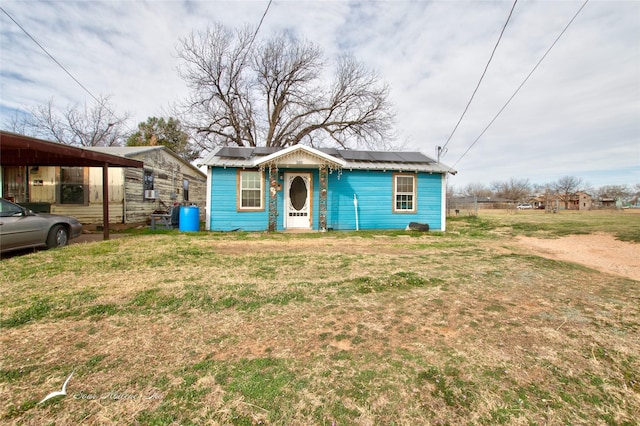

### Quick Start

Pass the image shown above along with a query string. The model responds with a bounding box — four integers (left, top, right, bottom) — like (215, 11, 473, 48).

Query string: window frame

(392, 173, 417, 213)
(183, 179, 189, 201)
(59, 166, 87, 205)
(143, 169, 154, 192)
(236, 169, 265, 212)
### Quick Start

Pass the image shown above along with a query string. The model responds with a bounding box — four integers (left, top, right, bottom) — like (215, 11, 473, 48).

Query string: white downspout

(353, 193, 359, 231)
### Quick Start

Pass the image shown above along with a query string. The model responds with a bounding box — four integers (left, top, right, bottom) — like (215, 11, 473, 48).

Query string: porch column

(102, 162, 110, 240)
(268, 166, 278, 232)
(319, 165, 328, 231)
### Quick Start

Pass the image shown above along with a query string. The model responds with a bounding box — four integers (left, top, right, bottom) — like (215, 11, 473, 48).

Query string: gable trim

(253, 145, 346, 169)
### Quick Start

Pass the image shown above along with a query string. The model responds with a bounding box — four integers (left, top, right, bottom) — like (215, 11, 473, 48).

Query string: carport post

(102, 163, 109, 240)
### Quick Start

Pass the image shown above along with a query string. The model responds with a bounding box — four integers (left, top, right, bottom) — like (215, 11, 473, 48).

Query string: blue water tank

(179, 206, 200, 232)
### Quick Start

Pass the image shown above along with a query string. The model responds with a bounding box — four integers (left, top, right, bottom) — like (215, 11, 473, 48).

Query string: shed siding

(123, 150, 207, 224)
(51, 203, 124, 223)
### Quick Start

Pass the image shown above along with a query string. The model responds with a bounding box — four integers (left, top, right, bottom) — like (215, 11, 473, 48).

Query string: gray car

(0, 198, 82, 254)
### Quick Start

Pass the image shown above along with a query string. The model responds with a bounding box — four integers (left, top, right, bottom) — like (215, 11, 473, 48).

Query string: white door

(285, 172, 312, 229)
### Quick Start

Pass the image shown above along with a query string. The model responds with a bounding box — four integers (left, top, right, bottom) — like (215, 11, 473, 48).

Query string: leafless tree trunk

(177, 23, 396, 152)
(553, 176, 584, 210)
(21, 95, 129, 146)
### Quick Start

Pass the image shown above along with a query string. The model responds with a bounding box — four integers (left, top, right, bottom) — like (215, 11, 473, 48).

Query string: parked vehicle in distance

(516, 203, 533, 210)
(0, 198, 82, 254)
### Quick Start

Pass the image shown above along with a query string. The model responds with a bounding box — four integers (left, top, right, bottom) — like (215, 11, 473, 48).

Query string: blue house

(200, 145, 455, 232)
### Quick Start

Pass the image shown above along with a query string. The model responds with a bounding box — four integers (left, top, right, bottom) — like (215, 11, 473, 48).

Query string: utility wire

(239, 0, 273, 68)
(440, 0, 518, 156)
(1, 5, 102, 105)
(251, 0, 273, 47)
(448, 0, 590, 172)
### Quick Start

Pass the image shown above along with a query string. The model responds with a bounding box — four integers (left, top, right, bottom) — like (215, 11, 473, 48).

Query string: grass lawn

(1, 210, 639, 425)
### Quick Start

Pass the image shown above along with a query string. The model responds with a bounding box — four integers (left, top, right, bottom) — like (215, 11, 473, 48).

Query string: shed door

(285, 173, 312, 229)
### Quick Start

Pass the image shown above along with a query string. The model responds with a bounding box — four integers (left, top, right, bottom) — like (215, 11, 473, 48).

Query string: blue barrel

(179, 206, 200, 232)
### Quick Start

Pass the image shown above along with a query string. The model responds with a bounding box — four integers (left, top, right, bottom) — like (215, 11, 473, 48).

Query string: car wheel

(47, 225, 69, 249)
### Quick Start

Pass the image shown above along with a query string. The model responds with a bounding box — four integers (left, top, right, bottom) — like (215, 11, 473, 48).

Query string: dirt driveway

(514, 233, 639, 281)
(71, 233, 128, 245)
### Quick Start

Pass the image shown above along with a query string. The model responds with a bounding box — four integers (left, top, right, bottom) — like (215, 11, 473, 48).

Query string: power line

(1, 6, 102, 105)
(239, 0, 273, 68)
(440, 0, 518, 159)
(448, 0, 590, 172)
(251, 0, 273, 47)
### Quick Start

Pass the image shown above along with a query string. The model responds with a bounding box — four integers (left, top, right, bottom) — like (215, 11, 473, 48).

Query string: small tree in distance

(127, 117, 199, 162)
(461, 182, 492, 199)
(553, 176, 585, 210)
(595, 185, 631, 207)
(491, 178, 531, 202)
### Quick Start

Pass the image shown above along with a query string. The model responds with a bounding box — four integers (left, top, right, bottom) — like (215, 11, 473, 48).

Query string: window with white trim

(237, 170, 264, 211)
(393, 174, 416, 212)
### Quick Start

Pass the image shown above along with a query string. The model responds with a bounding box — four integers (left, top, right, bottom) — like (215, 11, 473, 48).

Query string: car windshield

(0, 199, 24, 217)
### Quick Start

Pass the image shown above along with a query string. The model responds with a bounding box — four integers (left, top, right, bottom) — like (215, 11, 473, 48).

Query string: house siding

(327, 170, 443, 231)
(23, 148, 206, 224)
(52, 203, 125, 223)
(210, 167, 269, 231)
(208, 167, 444, 231)
(29, 166, 126, 223)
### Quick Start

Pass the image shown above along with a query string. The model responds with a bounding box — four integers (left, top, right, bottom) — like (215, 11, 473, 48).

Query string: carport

(0, 131, 143, 240)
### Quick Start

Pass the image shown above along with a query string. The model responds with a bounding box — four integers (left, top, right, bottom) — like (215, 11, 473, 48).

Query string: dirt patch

(513, 233, 640, 281)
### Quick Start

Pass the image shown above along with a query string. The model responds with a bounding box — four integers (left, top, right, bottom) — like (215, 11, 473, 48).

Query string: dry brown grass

(1, 215, 639, 425)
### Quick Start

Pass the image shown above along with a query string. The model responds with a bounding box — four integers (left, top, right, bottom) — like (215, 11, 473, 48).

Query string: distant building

(568, 192, 592, 211)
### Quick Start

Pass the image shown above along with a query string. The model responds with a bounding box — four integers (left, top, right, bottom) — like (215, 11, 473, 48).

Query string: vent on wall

(144, 190, 159, 199)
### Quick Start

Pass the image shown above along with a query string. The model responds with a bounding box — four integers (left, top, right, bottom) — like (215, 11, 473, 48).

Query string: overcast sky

(1, 0, 638, 190)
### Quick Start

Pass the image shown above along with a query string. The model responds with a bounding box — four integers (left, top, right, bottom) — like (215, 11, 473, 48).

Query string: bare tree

(461, 182, 492, 198)
(177, 24, 396, 152)
(491, 178, 531, 201)
(2, 110, 28, 134)
(632, 183, 640, 207)
(553, 176, 584, 210)
(22, 95, 129, 146)
(595, 184, 631, 207)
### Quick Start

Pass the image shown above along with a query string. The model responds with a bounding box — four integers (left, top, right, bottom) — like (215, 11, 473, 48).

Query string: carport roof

(0, 131, 143, 168)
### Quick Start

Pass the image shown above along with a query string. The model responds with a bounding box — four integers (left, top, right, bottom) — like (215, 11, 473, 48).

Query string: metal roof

(85, 145, 206, 178)
(0, 131, 143, 168)
(83, 146, 165, 158)
(199, 146, 456, 174)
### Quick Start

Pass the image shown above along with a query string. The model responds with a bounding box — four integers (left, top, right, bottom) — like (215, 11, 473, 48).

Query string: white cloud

(1, 0, 638, 189)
